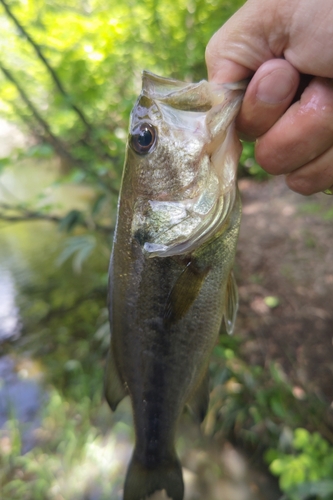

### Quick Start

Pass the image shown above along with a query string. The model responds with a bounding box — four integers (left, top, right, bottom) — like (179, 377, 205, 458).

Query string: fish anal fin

(187, 371, 210, 423)
(104, 347, 127, 411)
(224, 270, 239, 335)
(164, 261, 209, 326)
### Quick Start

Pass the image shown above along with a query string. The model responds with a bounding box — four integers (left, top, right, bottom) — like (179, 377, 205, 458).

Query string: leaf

(26, 143, 54, 158)
(56, 235, 96, 272)
(91, 193, 107, 216)
(289, 480, 333, 500)
(0, 156, 11, 173)
(270, 395, 286, 418)
(264, 296, 280, 308)
(293, 428, 311, 450)
(58, 210, 84, 232)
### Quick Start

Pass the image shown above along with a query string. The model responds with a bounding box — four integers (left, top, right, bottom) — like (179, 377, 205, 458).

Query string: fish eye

(130, 123, 157, 155)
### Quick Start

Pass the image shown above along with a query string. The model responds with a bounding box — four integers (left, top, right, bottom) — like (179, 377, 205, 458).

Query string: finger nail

(256, 69, 295, 104)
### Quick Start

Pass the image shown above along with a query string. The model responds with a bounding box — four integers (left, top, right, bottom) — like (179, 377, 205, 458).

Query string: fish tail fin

(123, 450, 184, 500)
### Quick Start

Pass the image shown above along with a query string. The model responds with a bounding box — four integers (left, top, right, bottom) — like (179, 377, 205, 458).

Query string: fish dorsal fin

(187, 369, 210, 423)
(104, 347, 127, 411)
(164, 261, 210, 326)
(223, 271, 239, 335)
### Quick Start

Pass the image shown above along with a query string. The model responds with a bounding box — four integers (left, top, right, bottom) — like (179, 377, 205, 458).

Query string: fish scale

(105, 71, 246, 500)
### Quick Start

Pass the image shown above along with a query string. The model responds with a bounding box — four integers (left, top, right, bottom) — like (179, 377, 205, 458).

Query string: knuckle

(254, 144, 280, 175)
(205, 31, 220, 67)
(285, 174, 314, 196)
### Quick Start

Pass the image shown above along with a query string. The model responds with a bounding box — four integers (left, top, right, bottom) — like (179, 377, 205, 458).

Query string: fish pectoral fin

(164, 261, 209, 326)
(187, 371, 210, 423)
(223, 270, 239, 335)
(104, 347, 127, 411)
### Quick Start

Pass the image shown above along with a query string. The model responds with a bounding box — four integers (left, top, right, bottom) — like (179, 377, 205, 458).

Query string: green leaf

(0, 156, 11, 172)
(289, 480, 333, 500)
(91, 193, 107, 216)
(58, 209, 84, 232)
(56, 235, 96, 272)
(293, 428, 311, 450)
(270, 395, 287, 418)
(26, 143, 54, 158)
(264, 295, 280, 308)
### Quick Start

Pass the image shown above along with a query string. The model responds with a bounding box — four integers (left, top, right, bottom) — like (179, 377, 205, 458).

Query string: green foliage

(264, 295, 280, 308)
(211, 337, 301, 444)
(239, 141, 270, 180)
(26, 143, 54, 159)
(298, 201, 333, 221)
(0, 0, 269, 260)
(0, 0, 245, 183)
(0, 220, 122, 498)
(56, 234, 96, 272)
(1, 1, 320, 497)
(0, 388, 133, 500)
(0, 156, 12, 172)
(265, 428, 333, 500)
(209, 335, 332, 483)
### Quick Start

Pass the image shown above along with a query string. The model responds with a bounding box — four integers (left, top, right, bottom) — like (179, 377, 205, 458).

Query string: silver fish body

(105, 71, 245, 500)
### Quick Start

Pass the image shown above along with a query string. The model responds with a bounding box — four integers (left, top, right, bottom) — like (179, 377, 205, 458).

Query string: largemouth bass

(105, 71, 245, 500)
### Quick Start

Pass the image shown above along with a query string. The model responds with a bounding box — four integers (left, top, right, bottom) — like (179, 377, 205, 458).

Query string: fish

(105, 70, 246, 500)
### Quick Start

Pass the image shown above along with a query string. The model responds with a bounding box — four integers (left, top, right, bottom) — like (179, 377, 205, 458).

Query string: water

(0, 267, 20, 342)
(0, 126, 110, 459)
(0, 355, 45, 453)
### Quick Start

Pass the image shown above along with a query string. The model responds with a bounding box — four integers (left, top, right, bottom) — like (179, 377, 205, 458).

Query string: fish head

(127, 79, 209, 199)
(124, 71, 246, 257)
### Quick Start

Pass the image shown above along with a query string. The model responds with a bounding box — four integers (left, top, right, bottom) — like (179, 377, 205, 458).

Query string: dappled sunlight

(48, 424, 132, 499)
(1, 392, 133, 499)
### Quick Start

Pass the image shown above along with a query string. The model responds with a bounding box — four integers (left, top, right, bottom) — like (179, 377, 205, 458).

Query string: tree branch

(0, 0, 91, 130)
(0, 0, 116, 162)
(0, 203, 113, 234)
(0, 63, 78, 164)
(0, 63, 119, 194)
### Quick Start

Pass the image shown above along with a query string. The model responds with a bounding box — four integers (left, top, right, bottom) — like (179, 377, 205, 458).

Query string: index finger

(205, 0, 280, 83)
(206, 57, 254, 83)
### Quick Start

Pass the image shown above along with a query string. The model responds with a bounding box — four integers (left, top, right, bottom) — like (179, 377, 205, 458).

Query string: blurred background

(0, 1, 333, 499)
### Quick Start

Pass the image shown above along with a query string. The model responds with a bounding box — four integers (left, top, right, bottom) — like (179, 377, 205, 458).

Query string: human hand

(206, 0, 333, 195)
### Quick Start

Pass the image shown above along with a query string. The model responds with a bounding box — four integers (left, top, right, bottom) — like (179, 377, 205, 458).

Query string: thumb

(205, 0, 287, 82)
